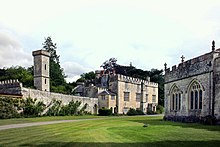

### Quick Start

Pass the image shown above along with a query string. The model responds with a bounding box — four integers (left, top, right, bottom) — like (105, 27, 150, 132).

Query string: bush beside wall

(0, 96, 88, 119)
(127, 108, 145, 116)
(98, 108, 112, 116)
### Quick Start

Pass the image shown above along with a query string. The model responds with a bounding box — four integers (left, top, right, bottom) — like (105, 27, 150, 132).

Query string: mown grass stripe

(0, 116, 219, 146)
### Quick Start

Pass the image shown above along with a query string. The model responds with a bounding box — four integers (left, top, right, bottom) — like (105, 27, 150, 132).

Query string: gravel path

(0, 118, 101, 131)
(0, 114, 163, 131)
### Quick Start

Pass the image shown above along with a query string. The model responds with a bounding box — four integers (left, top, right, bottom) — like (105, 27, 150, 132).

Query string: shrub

(68, 100, 81, 115)
(127, 108, 145, 116)
(147, 109, 156, 115)
(200, 115, 216, 125)
(46, 99, 62, 116)
(78, 103, 88, 115)
(21, 97, 46, 117)
(0, 97, 20, 119)
(47, 99, 87, 116)
(98, 108, 112, 116)
(156, 105, 164, 114)
(127, 108, 137, 116)
(136, 109, 145, 115)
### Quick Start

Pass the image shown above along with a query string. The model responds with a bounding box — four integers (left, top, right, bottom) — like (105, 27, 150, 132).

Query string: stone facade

(78, 73, 159, 114)
(32, 50, 50, 92)
(164, 41, 220, 122)
(98, 90, 116, 113)
(109, 74, 158, 114)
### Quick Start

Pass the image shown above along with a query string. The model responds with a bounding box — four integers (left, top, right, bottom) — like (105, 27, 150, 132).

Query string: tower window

(45, 64, 46, 70)
(45, 79, 46, 84)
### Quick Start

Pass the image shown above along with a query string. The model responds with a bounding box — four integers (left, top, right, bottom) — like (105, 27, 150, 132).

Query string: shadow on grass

(20, 140, 220, 147)
(128, 118, 220, 132)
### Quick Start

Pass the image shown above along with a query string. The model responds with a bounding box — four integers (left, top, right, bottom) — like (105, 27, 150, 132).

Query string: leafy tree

(149, 69, 164, 106)
(0, 66, 34, 88)
(76, 71, 96, 83)
(42, 36, 60, 64)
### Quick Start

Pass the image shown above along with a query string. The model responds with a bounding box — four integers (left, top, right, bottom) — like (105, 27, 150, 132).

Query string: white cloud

(0, 30, 31, 68)
(61, 61, 93, 82)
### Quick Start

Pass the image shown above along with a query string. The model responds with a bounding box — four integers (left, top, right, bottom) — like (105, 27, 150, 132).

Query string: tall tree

(42, 37, 66, 92)
(42, 37, 60, 64)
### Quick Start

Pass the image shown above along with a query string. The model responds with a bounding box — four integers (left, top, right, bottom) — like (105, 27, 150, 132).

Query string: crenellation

(165, 52, 214, 83)
(0, 79, 22, 88)
(178, 63, 183, 69)
(116, 74, 157, 87)
(172, 65, 176, 71)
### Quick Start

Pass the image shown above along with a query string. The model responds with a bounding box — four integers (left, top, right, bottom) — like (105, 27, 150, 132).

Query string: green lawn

(0, 116, 219, 147)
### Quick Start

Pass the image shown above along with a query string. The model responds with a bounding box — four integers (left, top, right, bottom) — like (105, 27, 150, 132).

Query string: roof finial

(181, 55, 185, 63)
(164, 62, 167, 70)
(212, 40, 215, 51)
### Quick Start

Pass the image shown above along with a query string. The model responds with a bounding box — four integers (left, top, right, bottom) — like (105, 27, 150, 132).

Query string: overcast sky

(0, 0, 220, 82)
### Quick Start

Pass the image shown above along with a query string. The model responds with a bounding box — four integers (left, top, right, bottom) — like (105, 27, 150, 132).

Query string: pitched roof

(98, 90, 116, 96)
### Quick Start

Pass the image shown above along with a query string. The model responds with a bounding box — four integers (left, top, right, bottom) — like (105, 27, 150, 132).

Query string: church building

(164, 41, 220, 123)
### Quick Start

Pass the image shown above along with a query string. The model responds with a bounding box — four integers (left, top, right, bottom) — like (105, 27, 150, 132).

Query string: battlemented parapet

(0, 79, 23, 96)
(164, 51, 217, 83)
(116, 74, 158, 87)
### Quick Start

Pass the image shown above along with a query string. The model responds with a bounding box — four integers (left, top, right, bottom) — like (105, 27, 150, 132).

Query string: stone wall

(21, 88, 98, 114)
(0, 80, 98, 114)
(213, 56, 220, 119)
(164, 73, 211, 117)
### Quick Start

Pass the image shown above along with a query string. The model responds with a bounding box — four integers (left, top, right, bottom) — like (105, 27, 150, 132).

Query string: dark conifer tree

(42, 36, 66, 92)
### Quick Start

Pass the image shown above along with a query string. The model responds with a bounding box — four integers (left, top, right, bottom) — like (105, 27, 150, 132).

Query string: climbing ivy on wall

(0, 96, 88, 119)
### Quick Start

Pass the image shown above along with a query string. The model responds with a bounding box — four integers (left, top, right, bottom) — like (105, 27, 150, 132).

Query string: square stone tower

(32, 50, 50, 91)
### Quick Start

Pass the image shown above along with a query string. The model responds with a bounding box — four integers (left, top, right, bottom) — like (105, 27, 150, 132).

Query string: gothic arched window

(189, 81, 203, 110)
(170, 85, 181, 111)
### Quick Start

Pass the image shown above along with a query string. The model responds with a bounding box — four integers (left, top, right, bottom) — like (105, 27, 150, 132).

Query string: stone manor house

(164, 41, 220, 122)
(0, 49, 158, 114)
(75, 70, 158, 114)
